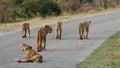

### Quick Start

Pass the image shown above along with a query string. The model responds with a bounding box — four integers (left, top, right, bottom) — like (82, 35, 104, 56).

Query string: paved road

(0, 10, 120, 68)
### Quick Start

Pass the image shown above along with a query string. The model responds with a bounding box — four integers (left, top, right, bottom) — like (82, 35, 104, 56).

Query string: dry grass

(0, 7, 120, 33)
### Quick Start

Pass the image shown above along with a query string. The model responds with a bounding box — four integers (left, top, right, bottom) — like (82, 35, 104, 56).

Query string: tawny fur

(36, 25, 53, 52)
(14, 43, 43, 63)
(55, 21, 62, 40)
(22, 23, 30, 38)
(79, 21, 91, 40)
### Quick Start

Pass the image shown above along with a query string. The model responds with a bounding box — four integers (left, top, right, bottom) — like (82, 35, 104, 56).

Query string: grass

(0, 7, 120, 33)
(76, 31, 120, 68)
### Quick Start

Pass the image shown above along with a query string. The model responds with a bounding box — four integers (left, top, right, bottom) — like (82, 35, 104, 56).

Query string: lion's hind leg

(58, 33, 61, 40)
(56, 33, 59, 39)
(33, 58, 42, 63)
(30, 55, 43, 63)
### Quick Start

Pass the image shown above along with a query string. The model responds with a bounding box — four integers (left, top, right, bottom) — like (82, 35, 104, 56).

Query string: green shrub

(8, 8, 20, 21)
(21, 0, 61, 17)
(39, 0, 61, 17)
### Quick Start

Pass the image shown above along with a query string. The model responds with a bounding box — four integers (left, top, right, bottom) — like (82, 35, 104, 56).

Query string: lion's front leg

(59, 33, 61, 40)
(42, 37, 46, 50)
(85, 32, 88, 39)
(14, 57, 27, 62)
(22, 30, 27, 38)
(85, 30, 89, 39)
(28, 28, 31, 37)
(15, 54, 31, 62)
(14, 58, 21, 62)
(58, 32, 61, 40)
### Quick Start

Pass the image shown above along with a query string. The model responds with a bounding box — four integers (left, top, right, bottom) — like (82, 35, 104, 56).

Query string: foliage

(55, 0, 120, 12)
(0, 0, 120, 22)
(0, 0, 61, 22)
(39, 0, 61, 17)
(19, 0, 61, 17)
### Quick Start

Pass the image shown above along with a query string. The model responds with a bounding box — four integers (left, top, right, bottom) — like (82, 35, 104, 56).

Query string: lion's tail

(36, 30, 39, 45)
(36, 30, 42, 45)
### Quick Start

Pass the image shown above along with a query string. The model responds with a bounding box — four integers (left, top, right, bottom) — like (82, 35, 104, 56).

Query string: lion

(14, 43, 43, 63)
(36, 25, 53, 52)
(22, 23, 30, 38)
(78, 21, 91, 40)
(55, 21, 62, 40)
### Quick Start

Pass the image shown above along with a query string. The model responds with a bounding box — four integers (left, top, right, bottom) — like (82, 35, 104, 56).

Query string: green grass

(76, 31, 120, 68)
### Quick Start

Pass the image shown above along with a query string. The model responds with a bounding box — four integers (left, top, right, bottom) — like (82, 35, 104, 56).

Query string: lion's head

(89, 21, 91, 23)
(45, 25, 53, 33)
(22, 43, 32, 51)
(58, 21, 62, 25)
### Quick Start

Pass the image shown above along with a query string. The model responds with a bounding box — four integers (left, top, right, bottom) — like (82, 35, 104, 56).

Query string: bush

(15, 0, 23, 5)
(39, 0, 61, 17)
(7, 8, 27, 21)
(1, 0, 120, 22)
(7, 8, 20, 21)
(20, 0, 61, 17)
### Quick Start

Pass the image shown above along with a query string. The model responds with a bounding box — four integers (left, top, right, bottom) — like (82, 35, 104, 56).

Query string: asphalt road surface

(0, 10, 120, 68)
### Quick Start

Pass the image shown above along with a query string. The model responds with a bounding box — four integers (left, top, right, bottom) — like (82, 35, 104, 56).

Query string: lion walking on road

(78, 21, 91, 40)
(36, 25, 53, 52)
(55, 21, 62, 40)
(22, 23, 30, 38)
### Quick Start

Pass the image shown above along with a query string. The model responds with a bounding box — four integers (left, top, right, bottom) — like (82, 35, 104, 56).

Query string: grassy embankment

(0, 7, 120, 33)
(76, 31, 120, 68)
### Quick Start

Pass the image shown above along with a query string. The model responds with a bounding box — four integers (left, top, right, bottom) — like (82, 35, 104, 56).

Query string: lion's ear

(23, 43, 26, 46)
(45, 25, 48, 28)
(30, 46, 32, 49)
(89, 21, 91, 23)
(29, 46, 32, 49)
(60, 22, 62, 24)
